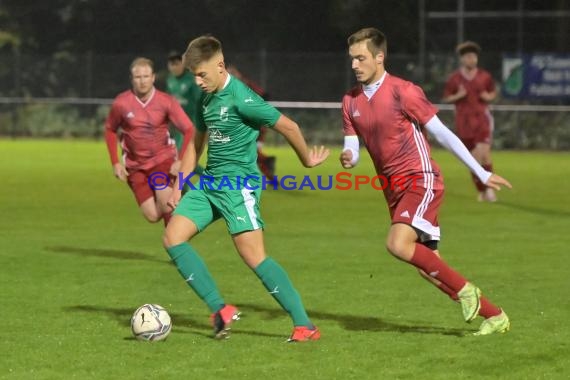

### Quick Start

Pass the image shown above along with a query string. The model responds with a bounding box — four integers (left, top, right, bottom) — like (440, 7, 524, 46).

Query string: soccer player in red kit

(105, 57, 195, 225)
(340, 28, 511, 335)
(443, 41, 498, 202)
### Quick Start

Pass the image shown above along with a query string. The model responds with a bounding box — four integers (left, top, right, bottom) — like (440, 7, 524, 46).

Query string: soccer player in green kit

(163, 35, 329, 341)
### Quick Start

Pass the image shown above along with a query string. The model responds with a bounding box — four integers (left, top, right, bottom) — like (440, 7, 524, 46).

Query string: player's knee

(142, 212, 161, 223)
(162, 230, 175, 248)
(385, 236, 405, 257)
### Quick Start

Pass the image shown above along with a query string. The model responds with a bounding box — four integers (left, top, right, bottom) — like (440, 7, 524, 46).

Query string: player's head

(167, 51, 186, 77)
(183, 35, 226, 93)
(456, 41, 481, 70)
(347, 27, 387, 85)
(129, 57, 155, 98)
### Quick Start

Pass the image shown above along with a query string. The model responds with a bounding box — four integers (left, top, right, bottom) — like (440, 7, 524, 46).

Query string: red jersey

(443, 69, 495, 137)
(342, 73, 443, 206)
(105, 88, 194, 171)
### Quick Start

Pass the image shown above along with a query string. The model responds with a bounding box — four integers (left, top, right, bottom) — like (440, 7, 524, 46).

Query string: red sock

(479, 296, 501, 318)
(437, 282, 459, 301)
(163, 212, 172, 227)
(410, 244, 467, 293)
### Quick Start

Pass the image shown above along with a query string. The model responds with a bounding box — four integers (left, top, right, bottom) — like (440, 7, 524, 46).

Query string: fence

(1, 98, 569, 150)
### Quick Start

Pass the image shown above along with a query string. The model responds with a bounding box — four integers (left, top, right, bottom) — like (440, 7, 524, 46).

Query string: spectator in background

(227, 64, 276, 180)
(443, 41, 498, 202)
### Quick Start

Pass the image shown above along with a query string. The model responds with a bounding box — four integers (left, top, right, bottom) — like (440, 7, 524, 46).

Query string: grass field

(1, 140, 569, 379)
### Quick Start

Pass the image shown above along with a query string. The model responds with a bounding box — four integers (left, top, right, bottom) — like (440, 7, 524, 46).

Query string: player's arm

(425, 115, 512, 190)
(167, 134, 197, 210)
(340, 97, 360, 169)
(480, 73, 497, 102)
(168, 98, 195, 160)
(442, 77, 466, 104)
(272, 114, 329, 168)
(104, 102, 128, 181)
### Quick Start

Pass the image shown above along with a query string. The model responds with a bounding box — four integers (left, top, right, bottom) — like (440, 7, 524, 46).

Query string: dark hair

(183, 35, 223, 70)
(167, 51, 183, 62)
(456, 41, 481, 56)
(347, 27, 387, 56)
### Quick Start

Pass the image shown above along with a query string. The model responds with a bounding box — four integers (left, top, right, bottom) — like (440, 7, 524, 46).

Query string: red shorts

(126, 159, 176, 206)
(456, 110, 494, 151)
(390, 187, 444, 241)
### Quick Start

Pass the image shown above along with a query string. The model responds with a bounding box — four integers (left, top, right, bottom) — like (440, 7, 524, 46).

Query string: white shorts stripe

(411, 123, 434, 218)
(241, 186, 259, 230)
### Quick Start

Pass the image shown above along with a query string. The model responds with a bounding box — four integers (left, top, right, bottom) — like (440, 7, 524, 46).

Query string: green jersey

(166, 71, 203, 151)
(200, 75, 280, 180)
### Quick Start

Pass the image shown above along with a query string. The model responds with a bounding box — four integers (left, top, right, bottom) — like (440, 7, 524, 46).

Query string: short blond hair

(183, 35, 223, 70)
(129, 57, 154, 73)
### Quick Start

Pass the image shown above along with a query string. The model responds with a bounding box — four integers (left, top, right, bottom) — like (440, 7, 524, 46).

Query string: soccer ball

(131, 304, 172, 341)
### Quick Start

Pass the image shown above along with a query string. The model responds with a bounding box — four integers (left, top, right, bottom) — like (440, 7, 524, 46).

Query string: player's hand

(167, 188, 182, 210)
(479, 91, 493, 102)
(113, 163, 128, 181)
(485, 173, 512, 191)
(304, 145, 330, 168)
(456, 84, 467, 100)
(340, 149, 354, 169)
(170, 160, 181, 176)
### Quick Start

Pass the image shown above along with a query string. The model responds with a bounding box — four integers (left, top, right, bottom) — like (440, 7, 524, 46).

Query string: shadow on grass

(493, 200, 570, 218)
(65, 304, 283, 340)
(45, 246, 169, 264)
(239, 303, 466, 337)
(446, 192, 570, 218)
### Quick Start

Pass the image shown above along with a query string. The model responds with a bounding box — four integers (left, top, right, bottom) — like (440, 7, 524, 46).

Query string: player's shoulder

(344, 85, 362, 99)
(228, 76, 265, 103)
(478, 68, 494, 79)
(385, 74, 419, 94)
(112, 90, 134, 107)
(446, 70, 462, 81)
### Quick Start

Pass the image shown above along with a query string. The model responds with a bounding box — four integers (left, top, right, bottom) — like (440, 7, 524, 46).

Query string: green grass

(1, 140, 569, 379)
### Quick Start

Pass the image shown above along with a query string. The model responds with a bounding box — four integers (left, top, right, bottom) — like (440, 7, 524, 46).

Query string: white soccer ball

(131, 304, 172, 341)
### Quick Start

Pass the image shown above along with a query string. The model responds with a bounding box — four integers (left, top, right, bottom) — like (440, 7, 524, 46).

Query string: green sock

(254, 257, 312, 327)
(166, 242, 224, 313)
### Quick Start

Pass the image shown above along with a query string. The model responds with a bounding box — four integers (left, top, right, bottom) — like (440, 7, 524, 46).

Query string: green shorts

(174, 185, 264, 234)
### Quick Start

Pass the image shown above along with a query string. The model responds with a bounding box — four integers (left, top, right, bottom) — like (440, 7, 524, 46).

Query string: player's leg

(126, 169, 162, 223)
(163, 191, 232, 337)
(416, 248, 459, 301)
(220, 186, 319, 341)
(386, 188, 481, 322)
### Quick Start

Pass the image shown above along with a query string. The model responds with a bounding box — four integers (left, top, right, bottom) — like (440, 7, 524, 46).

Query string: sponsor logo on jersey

(209, 129, 231, 143)
(220, 106, 229, 121)
(352, 109, 361, 117)
(126, 111, 135, 119)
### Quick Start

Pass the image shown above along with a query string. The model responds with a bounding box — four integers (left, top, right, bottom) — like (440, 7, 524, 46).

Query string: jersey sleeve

(104, 99, 123, 133)
(104, 99, 123, 165)
(168, 95, 195, 136)
(443, 74, 458, 98)
(484, 71, 496, 92)
(400, 83, 438, 126)
(342, 94, 358, 136)
(235, 87, 281, 129)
